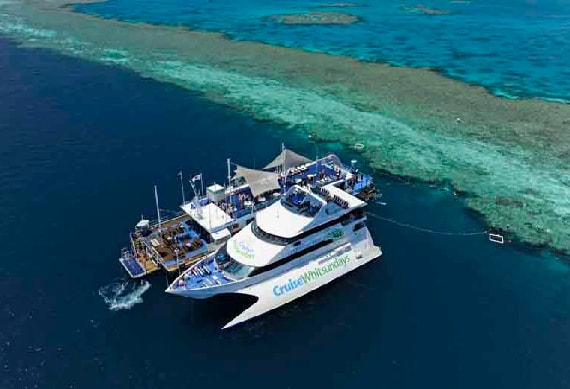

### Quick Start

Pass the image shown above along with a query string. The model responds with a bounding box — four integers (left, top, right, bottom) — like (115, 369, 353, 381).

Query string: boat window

(341, 208, 364, 226)
(214, 244, 230, 266)
(250, 239, 334, 277)
(215, 244, 255, 279)
(223, 260, 255, 279)
(353, 222, 365, 232)
(251, 208, 364, 245)
(251, 220, 292, 245)
(295, 208, 363, 240)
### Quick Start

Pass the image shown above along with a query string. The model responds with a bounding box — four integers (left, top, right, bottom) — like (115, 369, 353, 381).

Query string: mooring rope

(366, 212, 488, 237)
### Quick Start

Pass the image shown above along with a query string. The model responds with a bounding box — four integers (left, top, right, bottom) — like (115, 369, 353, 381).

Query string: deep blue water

(75, 0, 570, 102)
(1, 38, 570, 389)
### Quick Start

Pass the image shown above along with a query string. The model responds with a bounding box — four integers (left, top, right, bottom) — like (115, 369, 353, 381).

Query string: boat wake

(99, 279, 151, 311)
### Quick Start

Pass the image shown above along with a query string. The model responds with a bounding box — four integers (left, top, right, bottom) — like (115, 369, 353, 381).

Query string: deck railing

(140, 237, 163, 265)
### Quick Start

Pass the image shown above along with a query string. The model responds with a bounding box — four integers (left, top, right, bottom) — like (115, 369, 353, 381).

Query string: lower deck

(120, 214, 217, 278)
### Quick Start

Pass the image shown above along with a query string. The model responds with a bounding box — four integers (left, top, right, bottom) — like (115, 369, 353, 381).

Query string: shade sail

(234, 165, 280, 197)
(264, 149, 312, 172)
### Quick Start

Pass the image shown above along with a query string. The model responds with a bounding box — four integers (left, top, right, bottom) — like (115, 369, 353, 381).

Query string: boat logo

(272, 254, 350, 297)
(232, 239, 255, 259)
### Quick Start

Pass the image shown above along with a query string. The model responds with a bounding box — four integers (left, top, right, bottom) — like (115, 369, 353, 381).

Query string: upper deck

(256, 183, 365, 240)
(178, 152, 373, 241)
(226, 179, 369, 267)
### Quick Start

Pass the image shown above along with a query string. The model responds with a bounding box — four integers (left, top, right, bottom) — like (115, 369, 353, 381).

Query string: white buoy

(354, 142, 365, 151)
(489, 233, 504, 244)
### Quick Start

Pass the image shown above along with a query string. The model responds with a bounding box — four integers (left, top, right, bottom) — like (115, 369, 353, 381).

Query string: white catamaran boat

(166, 159, 382, 328)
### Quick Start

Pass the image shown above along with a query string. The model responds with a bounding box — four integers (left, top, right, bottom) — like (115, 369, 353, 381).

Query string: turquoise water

(2, 38, 570, 388)
(3, 0, 570, 252)
(76, 0, 570, 101)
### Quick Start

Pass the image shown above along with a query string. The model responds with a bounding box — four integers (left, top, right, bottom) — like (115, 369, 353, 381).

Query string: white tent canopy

(234, 165, 280, 198)
(264, 149, 312, 172)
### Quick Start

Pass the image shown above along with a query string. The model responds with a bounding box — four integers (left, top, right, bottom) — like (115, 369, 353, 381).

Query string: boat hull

(168, 231, 381, 328)
(223, 243, 381, 328)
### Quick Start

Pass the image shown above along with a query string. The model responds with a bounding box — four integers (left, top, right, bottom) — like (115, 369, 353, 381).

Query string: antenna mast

(227, 158, 231, 187)
(178, 171, 186, 205)
(154, 185, 162, 238)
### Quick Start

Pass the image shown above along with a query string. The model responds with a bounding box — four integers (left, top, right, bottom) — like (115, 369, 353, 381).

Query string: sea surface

(1, 38, 570, 389)
(76, 0, 570, 101)
(2, 0, 570, 252)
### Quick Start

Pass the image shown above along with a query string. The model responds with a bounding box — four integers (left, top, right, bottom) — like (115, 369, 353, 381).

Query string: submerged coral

(320, 3, 359, 8)
(1, 0, 569, 253)
(401, 5, 453, 15)
(267, 12, 360, 25)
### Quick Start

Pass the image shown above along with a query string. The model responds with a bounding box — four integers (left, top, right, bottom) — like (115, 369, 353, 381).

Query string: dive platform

(120, 213, 217, 279)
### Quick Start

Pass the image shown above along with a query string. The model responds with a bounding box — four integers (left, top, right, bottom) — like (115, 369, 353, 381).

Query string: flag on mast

(188, 175, 202, 217)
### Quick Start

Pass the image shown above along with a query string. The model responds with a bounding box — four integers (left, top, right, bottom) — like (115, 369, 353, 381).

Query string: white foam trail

(99, 279, 151, 311)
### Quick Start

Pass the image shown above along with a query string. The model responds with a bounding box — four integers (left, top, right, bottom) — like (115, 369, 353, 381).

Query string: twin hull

(172, 229, 381, 328)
